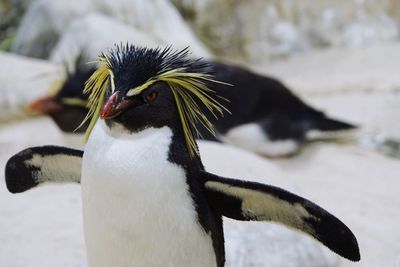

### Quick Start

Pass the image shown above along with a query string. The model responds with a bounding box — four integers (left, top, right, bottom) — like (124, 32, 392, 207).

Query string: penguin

(28, 55, 93, 133)
(6, 45, 359, 267)
(206, 62, 356, 156)
(28, 51, 356, 157)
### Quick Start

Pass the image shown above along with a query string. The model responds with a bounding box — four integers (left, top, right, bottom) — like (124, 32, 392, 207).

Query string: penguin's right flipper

(202, 171, 360, 262)
(5, 146, 83, 193)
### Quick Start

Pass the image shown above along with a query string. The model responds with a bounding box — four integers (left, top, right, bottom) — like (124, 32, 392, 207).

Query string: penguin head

(28, 57, 93, 132)
(100, 81, 180, 132)
(82, 44, 229, 157)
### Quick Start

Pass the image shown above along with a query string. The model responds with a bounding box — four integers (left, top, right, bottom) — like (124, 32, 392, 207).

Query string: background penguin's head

(29, 57, 93, 132)
(82, 44, 228, 157)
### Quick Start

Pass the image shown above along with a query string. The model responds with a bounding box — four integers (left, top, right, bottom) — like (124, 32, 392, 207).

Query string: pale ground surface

(0, 118, 339, 267)
(1, 43, 400, 267)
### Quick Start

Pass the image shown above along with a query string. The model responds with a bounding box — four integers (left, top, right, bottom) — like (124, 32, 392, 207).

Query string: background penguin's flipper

(311, 115, 357, 132)
(5, 146, 83, 193)
(202, 171, 360, 262)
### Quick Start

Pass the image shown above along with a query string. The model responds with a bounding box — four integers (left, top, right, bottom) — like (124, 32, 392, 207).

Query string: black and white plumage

(28, 55, 93, 133)
(205, 62, 356, 156)
(6, 45, 360, 266)
(5, 146, 82, 193)
(29, 49, 356, 157)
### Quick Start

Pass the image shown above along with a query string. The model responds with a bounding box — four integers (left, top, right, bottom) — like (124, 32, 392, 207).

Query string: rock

(0, 123, 339, 267)
(173, 0, 400, 63)
(387, 257, 400, 267)
(98, 0, 210, 58)
(50, 13, 160, 66)
(11, 0, 93, 58)
(0, 0, 33, 46)
(259, 42, 400, 95)
(0, 52, 61, 122)
(12, 0, 211, 59)
(224, 221, 336, 267)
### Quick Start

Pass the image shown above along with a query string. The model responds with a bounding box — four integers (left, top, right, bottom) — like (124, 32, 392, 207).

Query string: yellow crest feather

(126, 68, 230, 157)
(81, 47, 230, 158)
(79, 55, 113, 142)
(47, 78, 66, 96)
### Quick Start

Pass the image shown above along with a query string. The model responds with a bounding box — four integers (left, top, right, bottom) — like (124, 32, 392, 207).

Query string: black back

(208, 62, 333, 133)
(168, 125, 226, 267)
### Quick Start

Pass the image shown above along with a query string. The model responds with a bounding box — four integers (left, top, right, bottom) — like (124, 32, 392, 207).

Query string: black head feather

(58, 56, 96, 101)
(82, 44, 228, 157)
(106, 44, 210, 95)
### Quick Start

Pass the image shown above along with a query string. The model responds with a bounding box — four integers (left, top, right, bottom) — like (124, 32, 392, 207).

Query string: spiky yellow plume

(79, 55, 114, 141)
(81, 45, 230, 157)
(126, 68, 230, 157)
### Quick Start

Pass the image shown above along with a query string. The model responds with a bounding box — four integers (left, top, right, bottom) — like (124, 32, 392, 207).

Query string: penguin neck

(49, 107, 88, 133)
(168, 124, 205, 175)
(103, 119, 205, 175)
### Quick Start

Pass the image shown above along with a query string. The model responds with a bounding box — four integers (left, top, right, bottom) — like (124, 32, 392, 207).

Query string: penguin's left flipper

(5, 146, 83, 193)
(202, 171, 360, 262)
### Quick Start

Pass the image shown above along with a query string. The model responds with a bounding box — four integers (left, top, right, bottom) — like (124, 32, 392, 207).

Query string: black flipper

(5, 146, 83, 193)
(202, 171, 360, 262)
(311, 115, 357, 132)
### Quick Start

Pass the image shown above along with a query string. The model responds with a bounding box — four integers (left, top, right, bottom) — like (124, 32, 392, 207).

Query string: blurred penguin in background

(29, 52, 356, 157)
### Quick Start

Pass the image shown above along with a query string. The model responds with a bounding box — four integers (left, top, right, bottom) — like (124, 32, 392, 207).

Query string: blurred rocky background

(173, 0, 400, 62)
(2, 0, 400, 137)
(0, 0, 29, 50)
(2, 0, 400, 61)
(0, 1, 399, 267)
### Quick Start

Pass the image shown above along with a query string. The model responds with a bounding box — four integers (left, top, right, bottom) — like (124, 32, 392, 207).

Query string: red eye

(146, 91, 157, 102)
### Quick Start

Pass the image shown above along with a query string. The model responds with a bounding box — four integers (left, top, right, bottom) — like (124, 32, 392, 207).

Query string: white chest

(81, 122, 216, 267)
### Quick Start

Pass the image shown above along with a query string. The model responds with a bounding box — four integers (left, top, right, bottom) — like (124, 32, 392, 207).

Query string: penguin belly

(222, 123, 299, 157)
(81, 121, 217, 267)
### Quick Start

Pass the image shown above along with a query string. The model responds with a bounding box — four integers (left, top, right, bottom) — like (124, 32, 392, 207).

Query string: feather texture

(80, 56, 112, 141)
(81, 45, 230, 157)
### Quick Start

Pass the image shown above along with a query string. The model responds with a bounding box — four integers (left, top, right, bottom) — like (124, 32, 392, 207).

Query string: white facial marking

(222, 123, 299, 157)
(205, 181, 315, 234)
(81, 120, 216, 267)
(25, 154, 81, 183)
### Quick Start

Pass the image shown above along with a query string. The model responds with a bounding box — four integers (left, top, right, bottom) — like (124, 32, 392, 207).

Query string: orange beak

(28, 96, 63, 115)
(101, 92, 139, 120)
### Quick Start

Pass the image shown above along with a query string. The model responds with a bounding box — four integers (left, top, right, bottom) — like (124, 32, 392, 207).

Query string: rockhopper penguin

(28, 54, 92, 133)
(28, 50, 356, 157)
(6, 45, 360, 267)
